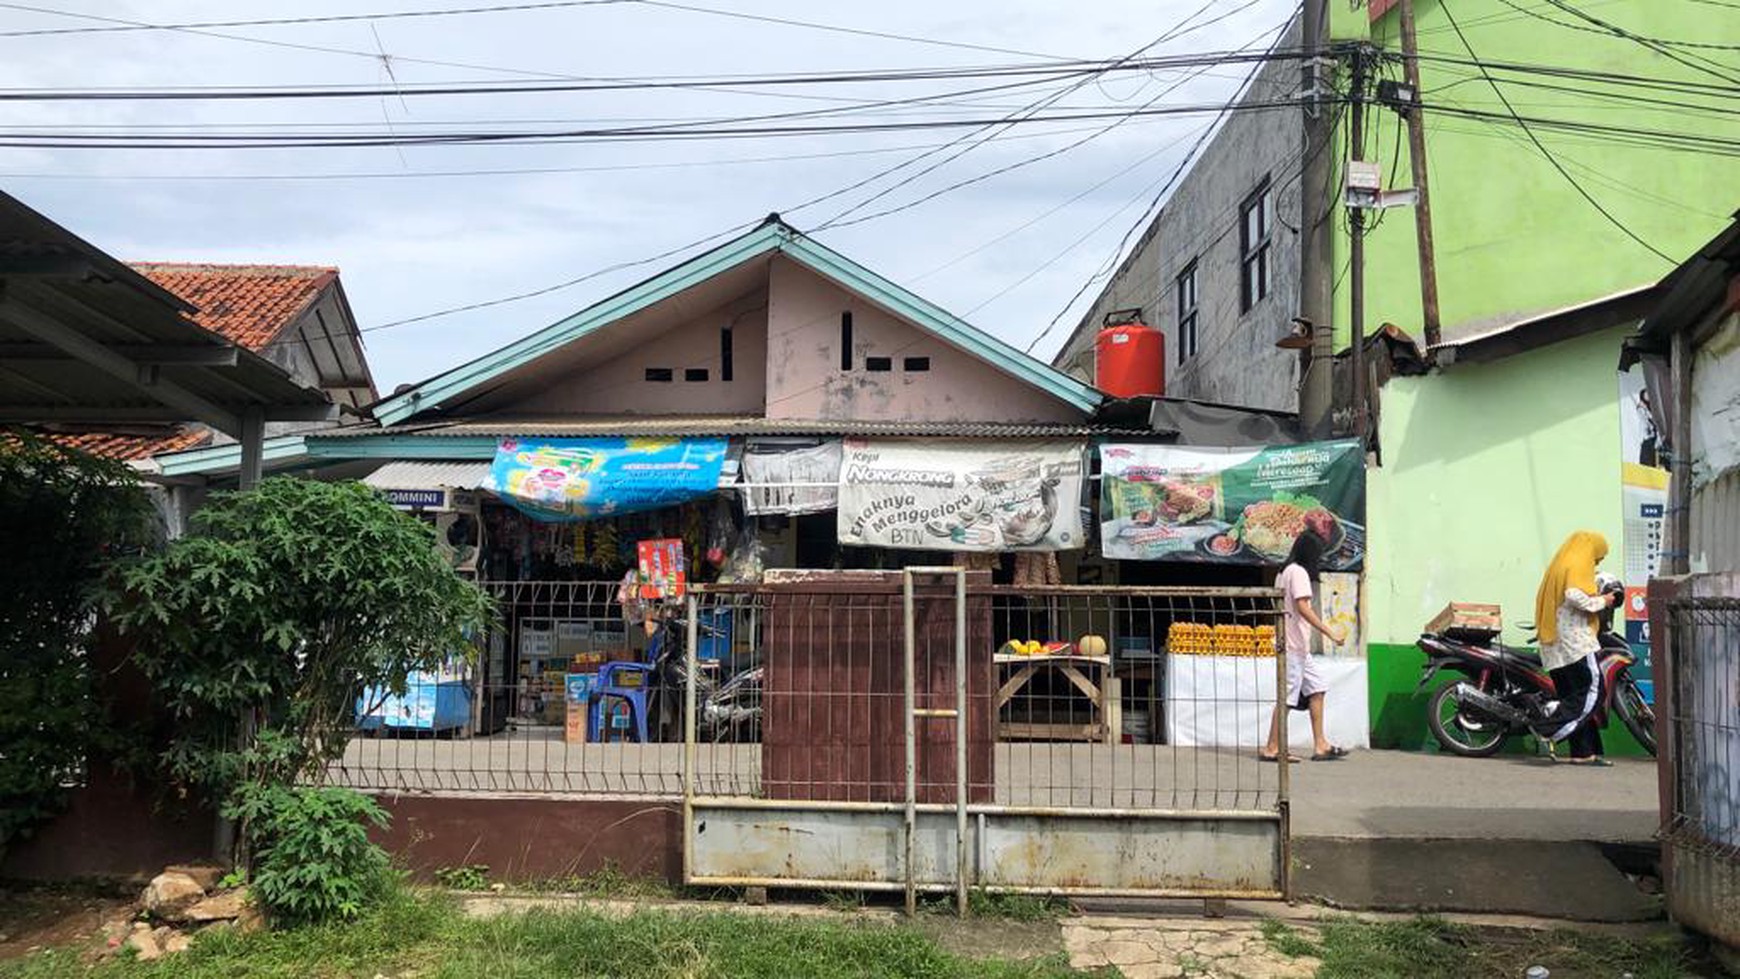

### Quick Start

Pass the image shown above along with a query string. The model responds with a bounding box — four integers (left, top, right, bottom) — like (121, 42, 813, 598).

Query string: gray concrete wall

(1054, 23, 1306, 413)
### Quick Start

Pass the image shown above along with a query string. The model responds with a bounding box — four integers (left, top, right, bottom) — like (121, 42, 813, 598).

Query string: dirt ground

(0, 884, 133, 961)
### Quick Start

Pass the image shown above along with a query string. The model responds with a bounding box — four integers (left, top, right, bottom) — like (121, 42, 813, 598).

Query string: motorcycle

(1415, 575, 1656, 757)
(644, 610, 763, 744)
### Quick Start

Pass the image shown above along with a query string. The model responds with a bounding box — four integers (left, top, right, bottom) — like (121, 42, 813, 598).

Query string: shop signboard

(741, 440, 842, 516)
(486, 437, 729, 522)
(835, 439, 1086, 552)
(1099, 440, 1365, 570)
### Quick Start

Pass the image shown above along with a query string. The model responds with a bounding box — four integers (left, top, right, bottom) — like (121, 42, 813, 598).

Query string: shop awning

(363, 459, 488, 510)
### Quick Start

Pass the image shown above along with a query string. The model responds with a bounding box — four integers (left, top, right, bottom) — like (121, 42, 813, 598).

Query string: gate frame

(681, 576, 1292, 912)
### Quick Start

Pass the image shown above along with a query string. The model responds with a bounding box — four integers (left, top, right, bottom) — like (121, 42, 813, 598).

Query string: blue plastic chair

(591, 660, 654, 743)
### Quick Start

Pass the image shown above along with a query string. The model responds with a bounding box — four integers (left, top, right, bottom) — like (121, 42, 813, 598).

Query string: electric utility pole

(1398, 0, 1442, 347)
(1349, 45, 1371, 443)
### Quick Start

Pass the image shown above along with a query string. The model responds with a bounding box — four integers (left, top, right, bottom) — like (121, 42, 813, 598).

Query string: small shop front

(348, 429, 1368, 755)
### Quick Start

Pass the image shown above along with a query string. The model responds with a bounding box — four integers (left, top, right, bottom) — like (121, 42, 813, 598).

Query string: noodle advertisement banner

(486, 437, 729, 522)
(1099, 440, 1365, 569)
(836, 438, 1086, 552)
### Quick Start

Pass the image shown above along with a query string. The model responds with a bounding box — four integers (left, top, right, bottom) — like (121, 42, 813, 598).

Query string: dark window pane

(645, 367, 673, 382)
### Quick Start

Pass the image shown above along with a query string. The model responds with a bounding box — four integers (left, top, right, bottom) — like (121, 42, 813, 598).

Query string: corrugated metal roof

(0, 190, 334, 435)
(323, 417, 1147, 439)
(362, 459, 490, 490)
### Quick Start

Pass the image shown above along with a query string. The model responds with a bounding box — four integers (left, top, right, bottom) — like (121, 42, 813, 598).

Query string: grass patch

(0, 889, 1109, 979)
(514, 863, 675, 900)
(918, 890, 1066, 921)
(433, 865, 491, 892)
(1264, 916, 1702, 979)
(1260, 919, 1324, 959)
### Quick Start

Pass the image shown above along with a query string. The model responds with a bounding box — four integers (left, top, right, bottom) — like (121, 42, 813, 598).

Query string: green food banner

(1098, 440, 1365, 569)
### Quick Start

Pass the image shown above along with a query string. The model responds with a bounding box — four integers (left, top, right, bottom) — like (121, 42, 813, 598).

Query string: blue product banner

(486, 437, 728, 522)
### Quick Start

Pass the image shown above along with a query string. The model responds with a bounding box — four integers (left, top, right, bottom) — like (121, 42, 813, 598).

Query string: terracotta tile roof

(130, 263, 337, 350)
(50, 428, 212, 462)
(43, 265, 337, 461)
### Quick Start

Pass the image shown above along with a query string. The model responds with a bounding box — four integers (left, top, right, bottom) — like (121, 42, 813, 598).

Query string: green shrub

(0, 433, 154, 853)
(434, 865, 491, 891)
(231, 783, 393, 925)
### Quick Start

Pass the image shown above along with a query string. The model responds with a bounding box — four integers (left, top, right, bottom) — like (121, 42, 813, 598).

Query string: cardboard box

(1426, 602, 1502, 637)
(563, 672, 598, 745)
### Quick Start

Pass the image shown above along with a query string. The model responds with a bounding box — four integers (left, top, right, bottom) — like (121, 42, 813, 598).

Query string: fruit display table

(994, 651, 1119, 744)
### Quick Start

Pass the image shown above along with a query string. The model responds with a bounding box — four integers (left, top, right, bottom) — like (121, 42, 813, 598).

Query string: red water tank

(1095, 311, 1164, 398)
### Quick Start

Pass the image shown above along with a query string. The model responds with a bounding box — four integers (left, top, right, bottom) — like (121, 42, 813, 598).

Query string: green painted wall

(1329, 0, 1740, 349)
(1319, 1, 1724, 753)
(1363, 325, 1649, 753)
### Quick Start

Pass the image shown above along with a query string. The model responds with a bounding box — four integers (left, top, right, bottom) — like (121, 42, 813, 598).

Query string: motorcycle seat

(1499, 644, 1542, 665)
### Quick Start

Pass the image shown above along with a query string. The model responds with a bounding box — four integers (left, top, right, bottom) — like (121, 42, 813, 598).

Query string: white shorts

(1286, 651, 1328, 710)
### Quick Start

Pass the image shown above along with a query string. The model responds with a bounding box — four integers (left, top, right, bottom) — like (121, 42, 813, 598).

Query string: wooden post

(1669, 330, 1693, 575)
(1397, 0, 1443, 347)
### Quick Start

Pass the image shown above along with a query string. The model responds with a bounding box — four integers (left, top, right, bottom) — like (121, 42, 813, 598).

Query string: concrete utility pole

(1397, 0, 1443, 347)
(1298, 0, 1335, 431)
(1349, 45, 1371, 443)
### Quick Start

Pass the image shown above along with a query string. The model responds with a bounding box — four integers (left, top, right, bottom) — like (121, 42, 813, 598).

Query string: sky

(0, 0, 1299, 390)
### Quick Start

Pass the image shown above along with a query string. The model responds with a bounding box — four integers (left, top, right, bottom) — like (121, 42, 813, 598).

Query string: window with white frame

(1239, 177, 1273, 313)
(1175, 261, 1198, 364)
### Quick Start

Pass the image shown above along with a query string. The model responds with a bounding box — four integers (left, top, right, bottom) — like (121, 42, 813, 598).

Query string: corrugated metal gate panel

(1690, 469, 1739, 574)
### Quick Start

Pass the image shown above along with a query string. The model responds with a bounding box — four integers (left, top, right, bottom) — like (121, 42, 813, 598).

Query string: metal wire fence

(329, 577, 1288, 814)
(1663, 597, 1740, 858)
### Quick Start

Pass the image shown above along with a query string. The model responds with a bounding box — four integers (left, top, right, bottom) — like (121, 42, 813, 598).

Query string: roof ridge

(128, 261, 339, 276)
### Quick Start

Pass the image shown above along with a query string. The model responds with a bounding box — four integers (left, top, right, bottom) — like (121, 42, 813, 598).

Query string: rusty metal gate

(681, 571, 1291, 909)
(1656, 579, 1740, 949)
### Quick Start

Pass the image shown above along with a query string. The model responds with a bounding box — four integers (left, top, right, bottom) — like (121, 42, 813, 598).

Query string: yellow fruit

(1078, 635, 1108, 657)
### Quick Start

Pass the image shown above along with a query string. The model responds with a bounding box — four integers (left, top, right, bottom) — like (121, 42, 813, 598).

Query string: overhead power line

(1439, 2, 1676, 264)
(810, 0, 1246, 230)
(1535, 0, 1740, 85)
(0, 0, 1073, 62)
(0, 49, 1309, 101)
(0, 98, 1322, 151)
(0, 0, 629, 35)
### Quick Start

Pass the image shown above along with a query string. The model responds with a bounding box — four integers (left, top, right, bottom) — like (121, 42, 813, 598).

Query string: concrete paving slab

(1293, 838, 1663, 922)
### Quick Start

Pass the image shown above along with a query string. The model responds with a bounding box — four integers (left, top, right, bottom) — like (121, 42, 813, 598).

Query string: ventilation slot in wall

(644, 367, 674, 382)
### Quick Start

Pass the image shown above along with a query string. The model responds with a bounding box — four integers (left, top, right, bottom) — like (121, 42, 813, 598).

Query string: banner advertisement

(836, 439, 1086, 552)
(486, 437, 729, 522)
(1619, 367, 1670, 703)
(1099, 440, 1365, 569)
(740, 440, 842, 516)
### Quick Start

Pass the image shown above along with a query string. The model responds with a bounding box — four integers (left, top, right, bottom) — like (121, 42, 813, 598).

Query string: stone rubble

(1062, 919, 1323, 979)
(114, 865, 259, 960)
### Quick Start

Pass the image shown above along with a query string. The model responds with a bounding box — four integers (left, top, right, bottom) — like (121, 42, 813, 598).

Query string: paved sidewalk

(1285, 750, 1658, 841)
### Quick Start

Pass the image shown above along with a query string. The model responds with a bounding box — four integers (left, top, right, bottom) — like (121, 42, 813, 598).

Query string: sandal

(1260, 753, 1303, 763)
(1311, 746, 1350, 761)
(1568, 756, 1614, 767)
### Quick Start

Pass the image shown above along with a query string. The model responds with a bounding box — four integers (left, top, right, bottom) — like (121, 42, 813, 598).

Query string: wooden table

(994, 652, 1119, 744)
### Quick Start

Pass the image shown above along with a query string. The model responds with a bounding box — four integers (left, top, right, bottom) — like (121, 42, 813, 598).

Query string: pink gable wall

(492, 292, 768, 415)
(762, 257, 1080, 423)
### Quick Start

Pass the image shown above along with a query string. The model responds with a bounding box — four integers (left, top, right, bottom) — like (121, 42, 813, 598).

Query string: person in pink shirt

(1261, 530, 1349, 763)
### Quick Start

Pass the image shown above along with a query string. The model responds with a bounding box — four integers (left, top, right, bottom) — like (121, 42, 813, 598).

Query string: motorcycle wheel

(1614, 674, 1658, 757)
(1427, 681, 1508, 758)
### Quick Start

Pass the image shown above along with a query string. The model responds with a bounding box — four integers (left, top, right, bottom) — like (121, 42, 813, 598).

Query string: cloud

(0, 0, 1298, 387)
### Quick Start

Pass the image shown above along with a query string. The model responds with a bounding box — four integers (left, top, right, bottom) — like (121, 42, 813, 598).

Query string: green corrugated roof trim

(370, 219, 1103, 427)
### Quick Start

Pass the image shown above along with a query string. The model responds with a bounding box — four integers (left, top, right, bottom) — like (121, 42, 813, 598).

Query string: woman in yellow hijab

(1533, 531, 1618, 764)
